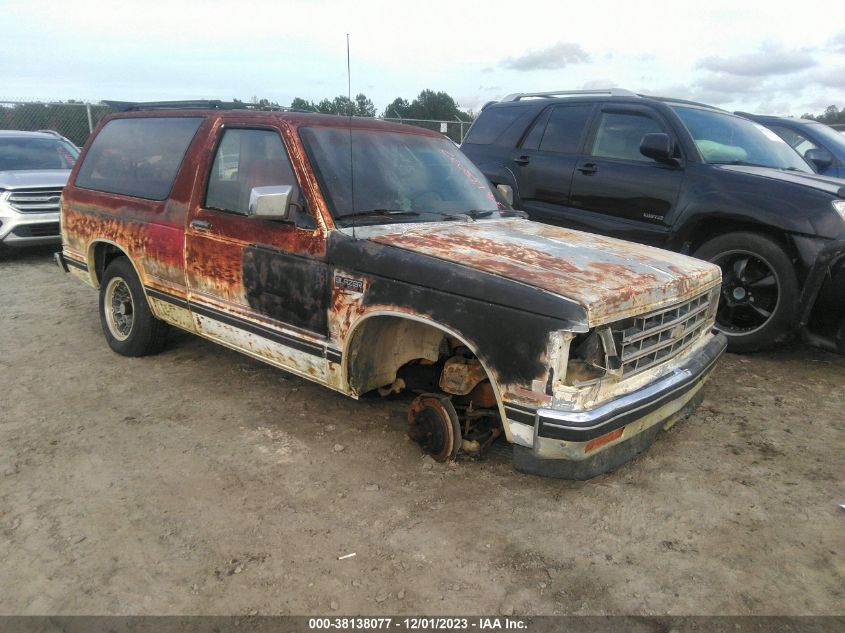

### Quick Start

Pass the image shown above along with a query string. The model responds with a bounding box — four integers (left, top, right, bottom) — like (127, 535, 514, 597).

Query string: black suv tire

(99, 257, 169, 356)
(694, 232, 798, 353)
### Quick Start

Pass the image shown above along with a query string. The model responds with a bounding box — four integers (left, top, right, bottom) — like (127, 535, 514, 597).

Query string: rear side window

(538, 105, 592, 154)
(464, 107, 524, 145)
(75, 117, 203, 200)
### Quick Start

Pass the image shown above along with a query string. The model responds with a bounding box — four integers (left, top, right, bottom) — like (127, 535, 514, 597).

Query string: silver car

(0, 130, 79, 251)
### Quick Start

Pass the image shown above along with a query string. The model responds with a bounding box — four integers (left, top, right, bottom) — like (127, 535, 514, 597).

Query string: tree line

(801, 105, 845, 125)
(0, 89, 473, 147)
(287, 89, 473, 122)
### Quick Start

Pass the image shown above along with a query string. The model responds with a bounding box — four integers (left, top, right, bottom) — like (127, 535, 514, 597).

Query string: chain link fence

(0, 101, 116, 147)
(382, 117, 472, 143)
(1, 100, 473, 147)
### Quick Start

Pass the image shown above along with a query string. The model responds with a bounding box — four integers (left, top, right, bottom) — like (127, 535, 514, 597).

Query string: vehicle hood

(716, 165, 845, 197)
(368, 218, 720, 326)
(0, 169, 71, 190)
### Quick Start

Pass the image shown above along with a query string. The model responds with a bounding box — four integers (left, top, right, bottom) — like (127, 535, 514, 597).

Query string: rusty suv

(55, 101, 727, 479)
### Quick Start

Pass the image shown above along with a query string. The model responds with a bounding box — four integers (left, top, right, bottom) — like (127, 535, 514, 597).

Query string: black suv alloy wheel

(694, 232, 798, 353)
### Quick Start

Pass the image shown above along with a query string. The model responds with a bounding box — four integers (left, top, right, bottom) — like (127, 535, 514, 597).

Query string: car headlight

(833, 199, 845, 221)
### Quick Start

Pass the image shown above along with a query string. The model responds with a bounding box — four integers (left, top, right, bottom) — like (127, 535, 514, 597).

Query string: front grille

(612, 289, 717, 376)
(6, 188, 64, 213)
(11, 223, 60, 238)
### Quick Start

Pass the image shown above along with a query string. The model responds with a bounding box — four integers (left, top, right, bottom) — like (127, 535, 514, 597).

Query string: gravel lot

(1, 247, 843, 616)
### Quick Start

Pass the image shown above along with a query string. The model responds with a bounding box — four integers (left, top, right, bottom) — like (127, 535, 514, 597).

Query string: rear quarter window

(464, 107, 525, 145)
(75, 117, 203, 200)
(537, 105, 593, 153)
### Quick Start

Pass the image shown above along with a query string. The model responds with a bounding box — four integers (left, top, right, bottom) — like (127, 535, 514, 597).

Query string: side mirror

(640, 133, 677, 164)
(804, 148, 833, 171)
(247, 184, 298, 221)
(496, 183, 514, 205)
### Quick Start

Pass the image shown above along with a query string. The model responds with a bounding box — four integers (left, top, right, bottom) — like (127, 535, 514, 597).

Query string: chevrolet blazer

(56, 102, 727, 479)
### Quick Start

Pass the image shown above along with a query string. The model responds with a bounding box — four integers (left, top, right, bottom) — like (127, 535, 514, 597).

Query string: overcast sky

(4, 0, 844, 117)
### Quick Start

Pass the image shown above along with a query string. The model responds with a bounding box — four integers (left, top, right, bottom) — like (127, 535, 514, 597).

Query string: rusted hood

(369, 219, 720, 325)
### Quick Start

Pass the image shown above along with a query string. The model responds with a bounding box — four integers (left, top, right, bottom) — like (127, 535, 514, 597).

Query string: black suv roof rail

(500, 88, 638, 102)
(103, 100, 296, 112)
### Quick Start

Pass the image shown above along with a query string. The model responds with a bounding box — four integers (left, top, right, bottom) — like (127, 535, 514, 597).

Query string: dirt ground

(1, 247, 843, 616)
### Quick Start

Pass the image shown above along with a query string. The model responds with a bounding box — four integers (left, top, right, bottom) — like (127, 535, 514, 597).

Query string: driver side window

(205, 128, 297, 215)
(591, 112, 663, 162)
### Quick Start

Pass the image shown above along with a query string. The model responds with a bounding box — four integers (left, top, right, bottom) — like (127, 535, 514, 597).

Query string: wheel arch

(674, 215, 799, 261)
(341, 310, 513, 443)
(87, 240, 144, 289)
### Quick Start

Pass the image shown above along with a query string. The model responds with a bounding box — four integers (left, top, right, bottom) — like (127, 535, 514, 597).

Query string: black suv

(461, 89, 845, 353)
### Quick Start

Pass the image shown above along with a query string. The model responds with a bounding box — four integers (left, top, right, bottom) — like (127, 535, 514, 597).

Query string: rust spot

(370, 219, 720, 325)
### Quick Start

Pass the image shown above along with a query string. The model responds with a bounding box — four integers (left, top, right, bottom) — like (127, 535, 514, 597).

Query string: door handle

(513, 155, 531, 166)
(577, 163, 598, 175)
(190, 219, 212, 231)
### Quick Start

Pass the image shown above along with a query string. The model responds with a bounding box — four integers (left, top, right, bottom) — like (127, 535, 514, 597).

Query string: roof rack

(641, 95, 726, 112)
(500, 88, 638, 102)
(102, 100, 296, 112)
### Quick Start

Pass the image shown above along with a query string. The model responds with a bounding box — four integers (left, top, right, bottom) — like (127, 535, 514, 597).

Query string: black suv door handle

(577, 163, 598, 175)
(513, 155, 531, 166)
(190, 219, 212, 231)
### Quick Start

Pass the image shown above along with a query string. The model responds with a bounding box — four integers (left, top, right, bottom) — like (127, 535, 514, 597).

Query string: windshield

(672, 106, 812, 172)
(0, 136, 79, 171)
(300, 127, 501, 224)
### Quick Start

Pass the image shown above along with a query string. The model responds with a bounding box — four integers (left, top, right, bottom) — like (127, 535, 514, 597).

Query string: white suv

(0, 130, 79, 252)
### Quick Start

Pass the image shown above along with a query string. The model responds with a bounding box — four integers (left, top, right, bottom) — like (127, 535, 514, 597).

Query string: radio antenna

(347, 33, 357, 240)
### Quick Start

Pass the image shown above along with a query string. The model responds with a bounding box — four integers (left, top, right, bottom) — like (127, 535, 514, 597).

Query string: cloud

(641, 75, 766, 108)
(694, 73, 764, 97)
(753, 99, 792, 115)
(501, 42, 589, 71)
(697, 43, 817, 77)
(829, 31, 845, 54)
(581, 79, 618, 90)
(810, 66, 845, 89)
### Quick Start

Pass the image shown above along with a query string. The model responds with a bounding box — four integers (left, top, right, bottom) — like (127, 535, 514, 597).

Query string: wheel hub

(105, 277, 134, 340)
(407, 394, 461, 463)
(712, 250, 780, 335)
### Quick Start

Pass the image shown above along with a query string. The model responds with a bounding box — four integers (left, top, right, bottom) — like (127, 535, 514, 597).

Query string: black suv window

(76, 117, 202, 200)
(767, 125, 818, 157)
(205, 128, 297, 215)
(463, 107, 523, 145)
(591, 111, 662, 161)
(536, 105, 592, 154)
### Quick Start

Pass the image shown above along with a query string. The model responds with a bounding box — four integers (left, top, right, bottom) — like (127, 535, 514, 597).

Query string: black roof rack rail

(102, 100, 301, 112)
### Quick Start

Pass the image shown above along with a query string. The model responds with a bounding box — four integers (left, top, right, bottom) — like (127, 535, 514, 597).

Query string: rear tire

(99, 257, 168, 356)
(694, 232, 798, 353)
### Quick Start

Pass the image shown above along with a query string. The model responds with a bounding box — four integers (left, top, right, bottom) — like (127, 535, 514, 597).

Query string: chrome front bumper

(512, 332, 727, 479)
